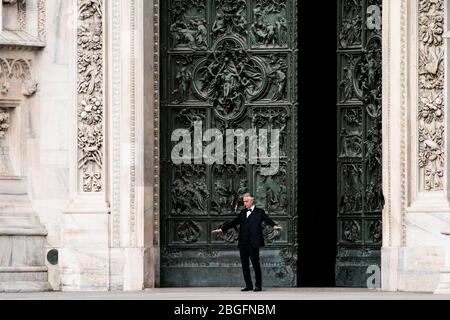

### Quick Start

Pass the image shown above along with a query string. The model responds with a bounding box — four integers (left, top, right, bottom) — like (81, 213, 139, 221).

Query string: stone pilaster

(61, 0, 110, 291)
(106, 0, 160, 291)
(382, 0, 450, 293)
(381, 0, 409, 291)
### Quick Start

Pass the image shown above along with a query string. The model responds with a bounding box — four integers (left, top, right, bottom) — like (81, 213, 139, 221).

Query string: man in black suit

(212, 193, 282, 292)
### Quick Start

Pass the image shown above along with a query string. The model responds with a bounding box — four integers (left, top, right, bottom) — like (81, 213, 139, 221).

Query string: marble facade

(0, 0, 449, 293)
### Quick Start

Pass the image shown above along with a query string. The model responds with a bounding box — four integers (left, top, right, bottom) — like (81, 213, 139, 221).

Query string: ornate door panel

(160, 0, 297, 287)
(336, 0, 383, 287)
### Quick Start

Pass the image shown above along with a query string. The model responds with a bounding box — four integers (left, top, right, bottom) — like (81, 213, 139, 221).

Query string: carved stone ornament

(418, 0, 445, 191)
(0, 109, 9, 139)
(0, 58, 38, 97)
(77, 0, 103, 193)
(0, 108, 13, 176)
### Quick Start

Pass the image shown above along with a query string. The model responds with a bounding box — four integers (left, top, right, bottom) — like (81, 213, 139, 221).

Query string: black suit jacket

(221, 207, 277, 248)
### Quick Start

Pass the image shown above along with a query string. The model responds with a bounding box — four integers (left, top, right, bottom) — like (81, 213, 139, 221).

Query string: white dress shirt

(246, 205, 255, 218)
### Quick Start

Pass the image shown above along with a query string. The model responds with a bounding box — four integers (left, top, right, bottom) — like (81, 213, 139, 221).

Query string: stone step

(0, 281, 51, 293)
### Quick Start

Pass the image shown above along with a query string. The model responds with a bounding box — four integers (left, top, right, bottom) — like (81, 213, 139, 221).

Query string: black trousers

(239, 243, 262, 288)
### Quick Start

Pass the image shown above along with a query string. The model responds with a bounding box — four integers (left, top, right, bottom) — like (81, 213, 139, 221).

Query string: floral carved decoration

(0, 109, 9, 139)
(418, 0, 445, 191)
(77, 0, 104, 193)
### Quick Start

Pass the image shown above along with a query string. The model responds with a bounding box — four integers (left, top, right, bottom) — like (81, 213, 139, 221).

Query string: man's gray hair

(243, 193, 254, 200)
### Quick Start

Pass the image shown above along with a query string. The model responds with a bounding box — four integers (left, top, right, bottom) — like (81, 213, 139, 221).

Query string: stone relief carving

(77, 0, 103, 193)
(0, 58, 37, 96)
(37, 0, 45, 41)
(0, 0, 46, 46)
(418, 0, 445, 191)
(0, 108, 13, 176)
(0, 108, 9, 176)
(0, 109, 9, 139)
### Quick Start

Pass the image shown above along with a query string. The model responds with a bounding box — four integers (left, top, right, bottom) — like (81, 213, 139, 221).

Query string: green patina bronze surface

(336, 0, 383, 287)
(160, 0, 297, 287)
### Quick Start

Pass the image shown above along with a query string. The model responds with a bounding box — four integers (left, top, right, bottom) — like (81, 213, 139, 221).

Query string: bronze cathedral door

(160, 0, 298, 287)
(336, 0, 383, 287)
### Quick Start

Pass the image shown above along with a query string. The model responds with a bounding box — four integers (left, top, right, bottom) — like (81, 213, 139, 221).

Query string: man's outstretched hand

(212, 229, 223, 236)
(274, 225, 283, 231)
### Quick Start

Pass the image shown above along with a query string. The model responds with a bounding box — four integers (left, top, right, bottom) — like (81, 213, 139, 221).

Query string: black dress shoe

(253, 287, 262, 292)
(241, 287, 253, 292)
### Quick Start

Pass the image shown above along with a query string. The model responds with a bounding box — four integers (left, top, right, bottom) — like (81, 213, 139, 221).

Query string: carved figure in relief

(268, 60, 287, 101)
(170, 21, 196, 48)
(171, 170, 209, 215)
(212, 14, 226, 35)
(177, 221, 201, 244)
(172, 66, 192, 103)
(192, 18, 208, 48)
(251, 0, 288, 47)
(213, 0, 247, 38)
(214, 180, 230, 208)
(171, 18, 208, 50)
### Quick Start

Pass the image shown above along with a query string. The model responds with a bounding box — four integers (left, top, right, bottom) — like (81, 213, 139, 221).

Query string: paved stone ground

(0, 288, 450, 300)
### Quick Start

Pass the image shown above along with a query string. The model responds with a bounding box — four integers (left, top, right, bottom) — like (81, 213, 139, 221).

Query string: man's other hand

(212, 229, 223, 235)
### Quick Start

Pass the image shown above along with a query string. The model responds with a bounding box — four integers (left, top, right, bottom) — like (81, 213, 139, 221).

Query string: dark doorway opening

(297, 0, 338, 287)
(298, 0, 383, 288)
